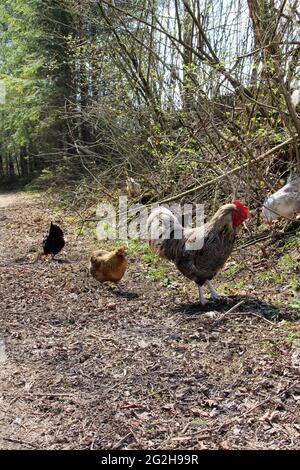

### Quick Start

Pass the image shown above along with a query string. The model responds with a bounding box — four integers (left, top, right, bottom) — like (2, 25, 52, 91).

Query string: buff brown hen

(89, 246, 128, 284)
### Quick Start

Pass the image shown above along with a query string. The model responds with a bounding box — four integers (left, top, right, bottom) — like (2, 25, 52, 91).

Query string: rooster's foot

(211, 293, 221, 301)
(207, 281, 221, 301)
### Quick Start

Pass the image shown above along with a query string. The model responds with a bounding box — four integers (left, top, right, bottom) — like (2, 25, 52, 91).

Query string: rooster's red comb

(232, 200, 249, 219)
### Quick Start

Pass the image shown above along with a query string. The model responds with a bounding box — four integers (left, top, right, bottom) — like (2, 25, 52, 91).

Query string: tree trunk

(20, 146, 28, 178)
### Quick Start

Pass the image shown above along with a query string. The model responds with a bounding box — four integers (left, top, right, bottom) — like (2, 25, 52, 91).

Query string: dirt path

(0, 192, 299, 450)
(0, 192, 22, 208)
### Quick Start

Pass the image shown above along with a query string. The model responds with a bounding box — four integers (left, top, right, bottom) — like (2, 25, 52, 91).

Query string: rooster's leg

(207, 281, 221, 301)
(198, 286, 208, 306)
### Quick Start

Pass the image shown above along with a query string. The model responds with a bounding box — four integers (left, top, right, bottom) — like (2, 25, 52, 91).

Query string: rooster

(262, 173, 300, 224)
(147, 201, 249, 305)
(89, 246, 128, 284)
(43, 222, 65, 258)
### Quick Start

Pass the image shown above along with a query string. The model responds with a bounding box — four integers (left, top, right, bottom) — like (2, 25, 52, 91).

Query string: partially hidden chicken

(262, 173, 300, 224)
(126, 177, 141, 198)
(89, 246, 128, 284)
(147, 201, 249, 305)
(43, 222, 65, 258)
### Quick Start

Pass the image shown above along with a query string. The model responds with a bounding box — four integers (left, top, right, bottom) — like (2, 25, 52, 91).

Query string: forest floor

(0, 191, 300, 450)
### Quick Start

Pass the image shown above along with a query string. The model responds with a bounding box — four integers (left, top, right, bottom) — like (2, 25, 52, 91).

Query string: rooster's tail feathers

(147, 207, 183, 250)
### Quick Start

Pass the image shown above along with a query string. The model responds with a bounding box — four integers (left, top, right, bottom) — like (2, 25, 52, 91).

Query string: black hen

(43, 222, 65, 258)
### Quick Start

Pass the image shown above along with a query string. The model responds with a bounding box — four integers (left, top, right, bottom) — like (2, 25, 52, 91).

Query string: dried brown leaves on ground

(0, 192, 299, 450)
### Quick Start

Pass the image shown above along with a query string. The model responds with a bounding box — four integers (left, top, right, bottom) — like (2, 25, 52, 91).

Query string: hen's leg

(207, 280, 221, 301)
(198, 286, 208, 306)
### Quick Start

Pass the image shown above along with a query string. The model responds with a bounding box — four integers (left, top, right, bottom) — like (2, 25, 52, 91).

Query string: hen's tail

(48, 221, 64, 238)
(146, 207, 184, 260)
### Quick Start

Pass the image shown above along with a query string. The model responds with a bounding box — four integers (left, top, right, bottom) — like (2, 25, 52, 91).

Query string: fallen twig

(172, 434, 210, 441)
(112, 431, 133, 450)
(223, 300, 245, 314)
(241, 380, 300, 417)
(209, 300, 276, 325)
(3, 392, 77, 398)
(1, 436, 37, 449)
(223, 310, 275, 325)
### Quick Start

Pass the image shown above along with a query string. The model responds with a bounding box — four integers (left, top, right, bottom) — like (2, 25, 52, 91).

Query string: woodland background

(0, 0, 300, 212)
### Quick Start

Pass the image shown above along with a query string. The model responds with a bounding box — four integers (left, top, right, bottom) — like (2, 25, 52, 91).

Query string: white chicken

(262, 173, 300, 224)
